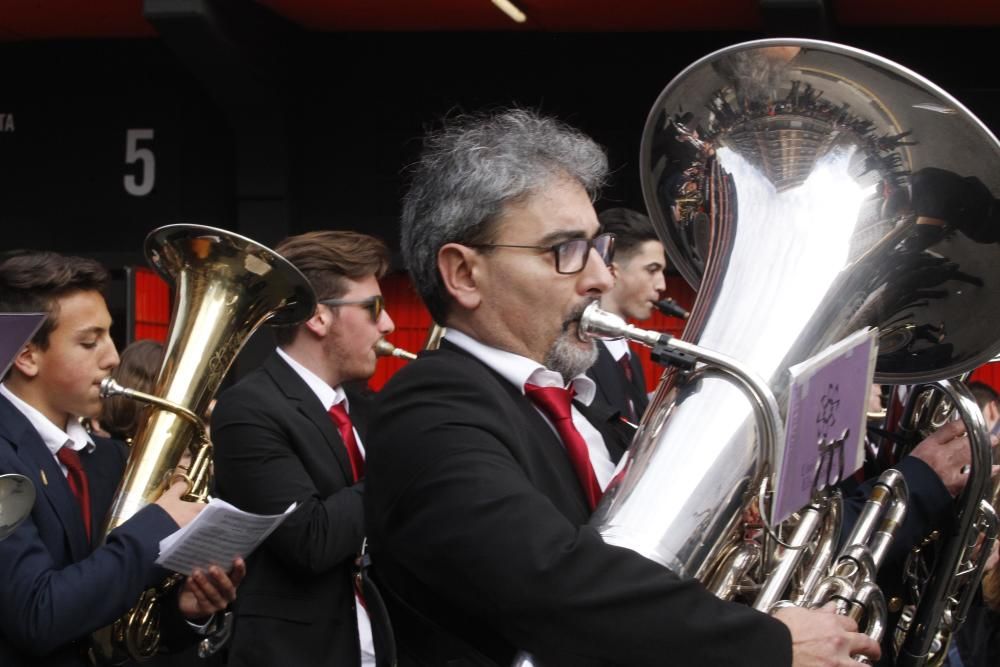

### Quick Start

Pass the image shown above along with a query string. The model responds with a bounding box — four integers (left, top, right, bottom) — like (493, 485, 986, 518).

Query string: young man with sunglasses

(364, 109, 880, 666)
(211, 231, 395, 667)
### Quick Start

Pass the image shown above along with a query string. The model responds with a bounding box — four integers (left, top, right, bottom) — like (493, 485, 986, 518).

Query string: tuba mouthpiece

(578, 302, 666, 349)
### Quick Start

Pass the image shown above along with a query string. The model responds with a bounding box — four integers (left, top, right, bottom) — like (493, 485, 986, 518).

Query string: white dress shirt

(0, 383, 94, 477)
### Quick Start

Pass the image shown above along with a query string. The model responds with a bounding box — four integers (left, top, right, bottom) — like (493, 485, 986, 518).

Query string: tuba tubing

(897, 379, 998, 665)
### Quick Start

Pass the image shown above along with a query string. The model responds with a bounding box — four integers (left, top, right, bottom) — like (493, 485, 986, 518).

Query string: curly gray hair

(400, 108, 608, 323)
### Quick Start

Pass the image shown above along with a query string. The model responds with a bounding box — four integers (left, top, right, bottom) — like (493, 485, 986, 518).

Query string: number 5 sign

(124, 128, 156, 197)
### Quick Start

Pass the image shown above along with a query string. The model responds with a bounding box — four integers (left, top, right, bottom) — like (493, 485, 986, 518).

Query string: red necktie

(617, 354, 634, 383)
(328, 403, 365, 482)
(57, 446, 92, 541)
(524, 383, 602, 511)
(617, 355, 639, 422)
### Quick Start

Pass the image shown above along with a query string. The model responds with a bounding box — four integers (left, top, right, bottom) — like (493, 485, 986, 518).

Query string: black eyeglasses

(470, 232, 615, 275)
(318, 294, 385, 322)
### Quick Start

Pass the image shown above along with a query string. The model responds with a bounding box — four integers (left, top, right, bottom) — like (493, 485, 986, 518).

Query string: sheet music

(771, 327, 878, 525)
(155, 498, 296, 575)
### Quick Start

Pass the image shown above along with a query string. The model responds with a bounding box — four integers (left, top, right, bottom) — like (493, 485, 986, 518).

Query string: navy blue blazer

(0, 393, 179, 667)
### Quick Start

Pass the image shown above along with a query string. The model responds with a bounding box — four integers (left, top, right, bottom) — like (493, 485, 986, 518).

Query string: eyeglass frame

(317, 294, 385, 322)
(468, 232, 616, 275)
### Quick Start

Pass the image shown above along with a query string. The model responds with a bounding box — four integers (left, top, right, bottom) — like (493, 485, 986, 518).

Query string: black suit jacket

(587, 342, 649, 424)
(0, 394, 180, 667)
(212, 351, 367, 667)
(365, 342, 791, 667)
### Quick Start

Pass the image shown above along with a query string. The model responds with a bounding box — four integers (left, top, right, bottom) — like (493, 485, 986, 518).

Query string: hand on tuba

(774, 604, 882, 666)
(908, 419, 999, 497)
(154, 477, 205, 528)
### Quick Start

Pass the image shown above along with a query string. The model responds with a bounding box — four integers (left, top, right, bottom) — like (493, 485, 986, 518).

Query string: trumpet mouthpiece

(374, 338, 417, 361)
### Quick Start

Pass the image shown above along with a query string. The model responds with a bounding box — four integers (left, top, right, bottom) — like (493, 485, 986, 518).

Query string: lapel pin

(40, 469, 48, 486)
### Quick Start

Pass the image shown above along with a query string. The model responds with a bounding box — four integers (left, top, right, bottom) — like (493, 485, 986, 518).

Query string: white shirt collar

(0, 383, 96, 456)
(443, 328, 596, 405)
(602, 338, 630, 362)
(275, 347, 348, 412)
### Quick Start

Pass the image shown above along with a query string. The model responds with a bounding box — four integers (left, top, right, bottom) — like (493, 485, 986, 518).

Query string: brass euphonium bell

(91, 224, 315, 664)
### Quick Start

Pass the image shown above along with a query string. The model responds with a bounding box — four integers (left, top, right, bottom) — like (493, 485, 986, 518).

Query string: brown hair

(98, 339, 163, 443)
(273, 231, 390, 345)
(0, 251, 110, 350)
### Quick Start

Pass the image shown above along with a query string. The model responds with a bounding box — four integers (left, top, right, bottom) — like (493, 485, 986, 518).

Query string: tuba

(90, 224, 315, 663)
(586, 38, 1000, 664)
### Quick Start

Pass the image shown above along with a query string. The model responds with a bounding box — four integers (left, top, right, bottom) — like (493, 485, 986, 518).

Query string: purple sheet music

(772, 328, 877, 525)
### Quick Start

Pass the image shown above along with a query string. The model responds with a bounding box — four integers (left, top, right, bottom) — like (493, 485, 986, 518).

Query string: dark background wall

(3, 25, 1000, 270)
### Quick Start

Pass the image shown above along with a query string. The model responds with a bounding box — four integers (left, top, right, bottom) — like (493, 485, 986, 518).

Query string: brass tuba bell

(91, 224, 315, 663)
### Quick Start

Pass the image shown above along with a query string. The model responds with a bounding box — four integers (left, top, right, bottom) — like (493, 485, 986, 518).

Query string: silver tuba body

(591, 38, 1000, 615)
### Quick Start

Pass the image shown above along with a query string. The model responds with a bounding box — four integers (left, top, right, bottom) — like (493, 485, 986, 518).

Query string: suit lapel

(441, 343, 595, 518)
(263, 353, 355, 485)
(0, 397, 91, 559)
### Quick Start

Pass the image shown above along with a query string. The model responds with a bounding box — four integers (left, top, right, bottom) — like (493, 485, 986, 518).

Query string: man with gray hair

(364, 108, 879, 666)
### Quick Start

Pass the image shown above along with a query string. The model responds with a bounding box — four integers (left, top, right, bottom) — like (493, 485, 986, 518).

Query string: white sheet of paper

(155, 498, 296, 575)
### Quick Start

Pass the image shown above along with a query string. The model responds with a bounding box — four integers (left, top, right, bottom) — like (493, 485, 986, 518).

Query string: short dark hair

(968, 381, 999, 412)
(597, 207, 660, 262)
(0, 251, 110, 349)
(273, 231, 391, 346)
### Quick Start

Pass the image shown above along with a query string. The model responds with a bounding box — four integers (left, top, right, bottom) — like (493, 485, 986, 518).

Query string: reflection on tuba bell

(90, 224, 315, 664)
(584, 37, 1000, 666)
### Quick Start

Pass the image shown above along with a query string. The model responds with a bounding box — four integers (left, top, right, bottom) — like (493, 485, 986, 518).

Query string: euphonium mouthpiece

(654, 298, 690, 320)
(374, 338, 417, 361)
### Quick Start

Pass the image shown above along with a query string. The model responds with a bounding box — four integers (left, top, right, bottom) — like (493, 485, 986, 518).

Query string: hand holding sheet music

(156, 497, 296, 575)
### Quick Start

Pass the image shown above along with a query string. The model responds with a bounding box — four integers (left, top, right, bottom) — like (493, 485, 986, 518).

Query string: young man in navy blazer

(0, 251, 243, 667)
(587, 207, 668, 425)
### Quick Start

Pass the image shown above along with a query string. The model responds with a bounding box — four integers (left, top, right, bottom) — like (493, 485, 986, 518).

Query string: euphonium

(90, 224, 315, 664)
(588, 37, 1000, 659)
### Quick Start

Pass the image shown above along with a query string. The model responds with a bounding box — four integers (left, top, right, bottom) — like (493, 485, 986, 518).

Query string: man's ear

(11, 343, 41, 378)
(303, 306, 330, 338)
(438, 243, 482, 311)
(987, 400, 1000, 428)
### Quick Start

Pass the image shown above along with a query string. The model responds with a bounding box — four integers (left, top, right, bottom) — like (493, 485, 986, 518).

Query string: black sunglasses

(318, 294, 385, 322)
(470, 232, 615, 275)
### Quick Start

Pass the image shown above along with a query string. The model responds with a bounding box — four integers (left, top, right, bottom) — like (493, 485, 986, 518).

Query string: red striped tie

(524, 383, 602, 511)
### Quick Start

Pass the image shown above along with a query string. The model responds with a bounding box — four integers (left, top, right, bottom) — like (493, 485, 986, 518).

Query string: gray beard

(544, 332, 598, 381)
